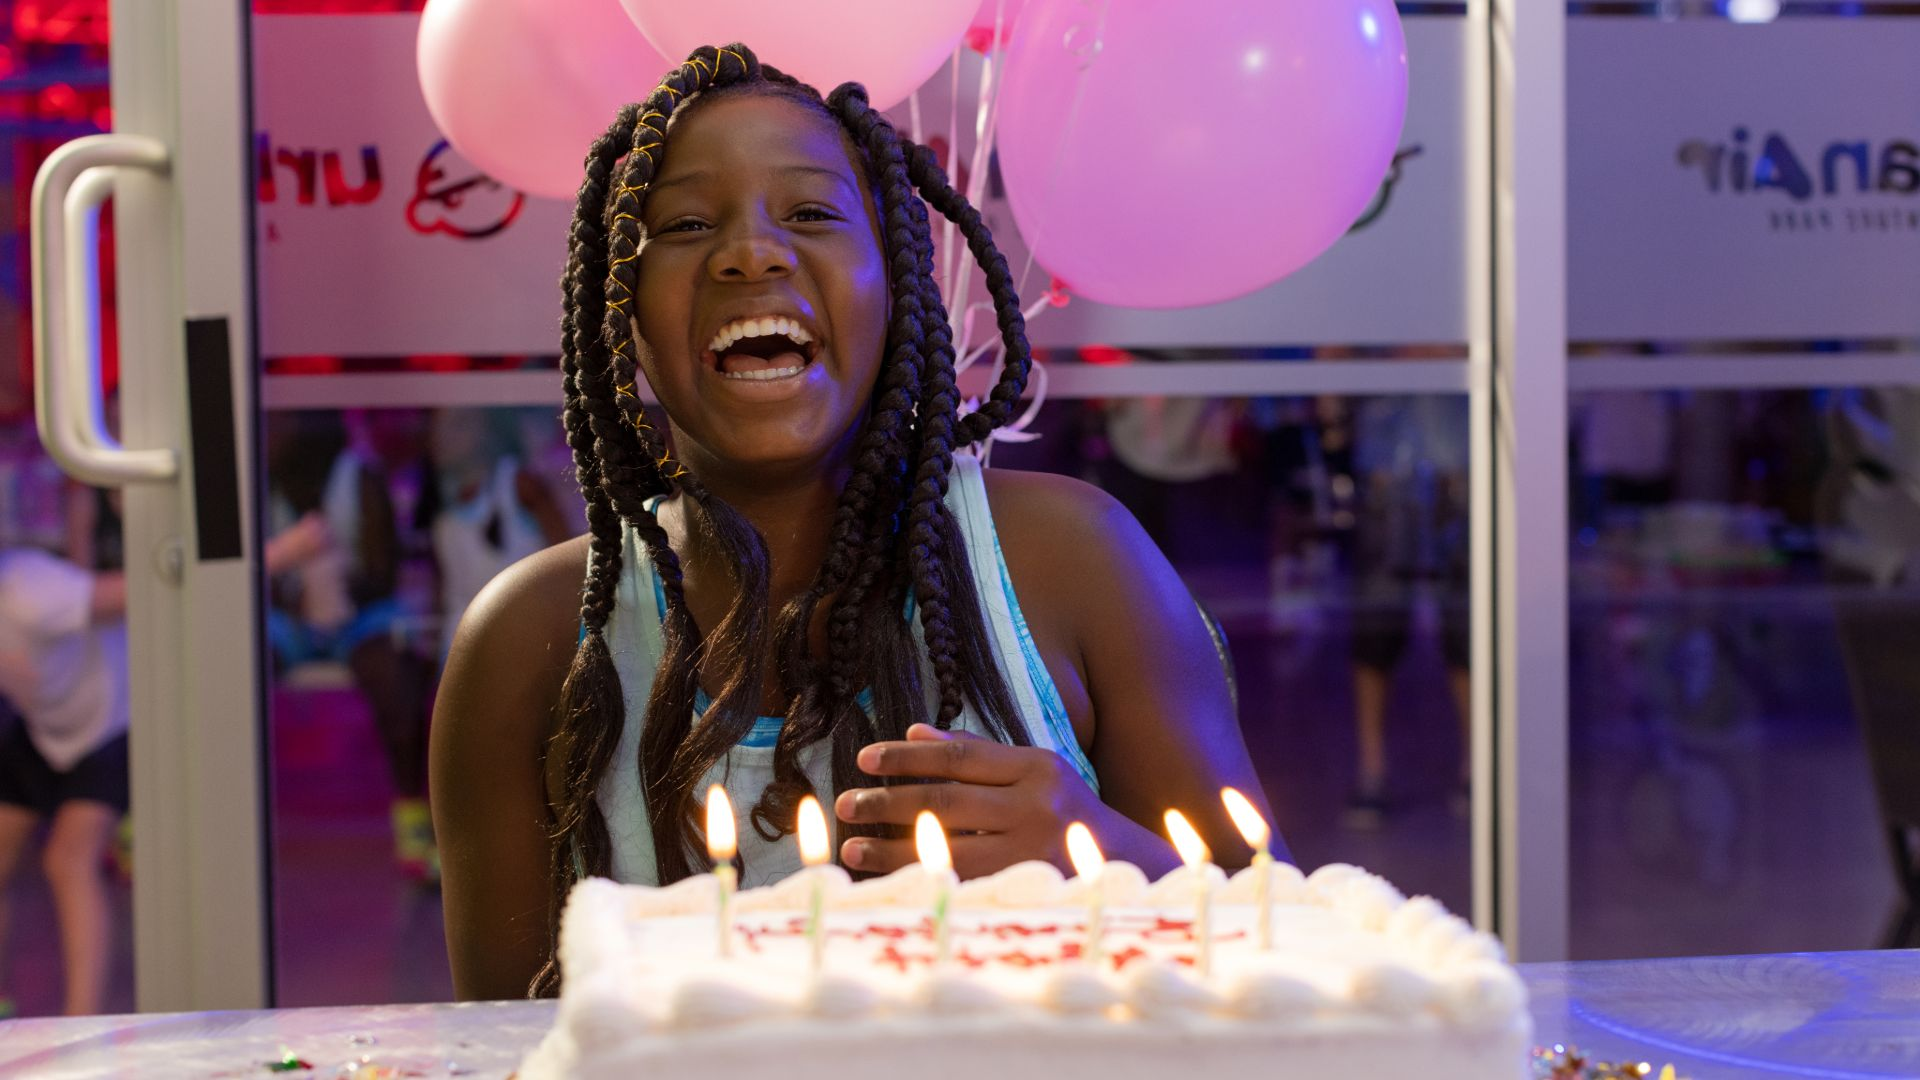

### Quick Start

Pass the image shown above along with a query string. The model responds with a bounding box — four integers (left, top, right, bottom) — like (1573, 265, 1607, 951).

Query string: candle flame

(1220, 787, 1271, 851)
(1065, 822, 1105, 881)
(1163, 809, 1210, 868)
(914, 810, 952, 874)
(705, 784, 737, 862)
(797, 795, 829, 867)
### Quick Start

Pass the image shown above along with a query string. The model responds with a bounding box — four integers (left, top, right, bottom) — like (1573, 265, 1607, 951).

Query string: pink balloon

(997, 1, 1408, 309)
(618, 0, 977, 110)
(418, 0, 670, 200)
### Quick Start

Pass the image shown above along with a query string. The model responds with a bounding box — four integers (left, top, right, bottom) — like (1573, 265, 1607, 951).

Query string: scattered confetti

(266, 1049, 314, 1073)
(1533, 1044, 1686, 1080)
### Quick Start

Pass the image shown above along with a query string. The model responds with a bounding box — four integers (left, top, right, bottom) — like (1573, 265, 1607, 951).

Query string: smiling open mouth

(707, 316, 818, 382)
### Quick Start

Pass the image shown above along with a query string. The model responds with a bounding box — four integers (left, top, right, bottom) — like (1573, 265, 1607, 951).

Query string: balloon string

(967, 0, 1010, 213)
(952, 1, 1017, 362)
(939, 52, 962, 306)
(977, 346, 1050, 466)
(947, 50, 993, 359)
(969, 0, 1012, 214)
(972, 293, 1059, 468)
(949, 0, 1007, 330)
(999, 356, 1050, 442)
(958, 21, 1014, 359)
(959, 290, 1056, 373)
(953, 301, 995, 374)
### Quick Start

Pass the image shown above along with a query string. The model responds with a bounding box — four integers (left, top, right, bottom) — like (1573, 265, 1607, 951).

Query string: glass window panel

(1569, 387, 1905, 959)
(267, 405, 578, 1006)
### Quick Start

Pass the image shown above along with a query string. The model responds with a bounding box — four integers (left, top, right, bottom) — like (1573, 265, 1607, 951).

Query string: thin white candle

(1065, 822, 1106, 965)
(1163, 809, 1213, 977)
(915, 810, 955, 965)
(706, 784, 737, 959)
(797, 795, 831, 973)
(1221, 787, 1275, 951)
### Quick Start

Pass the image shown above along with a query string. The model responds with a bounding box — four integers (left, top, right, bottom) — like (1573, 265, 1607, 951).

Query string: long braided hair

(535, 44, 1038, 995)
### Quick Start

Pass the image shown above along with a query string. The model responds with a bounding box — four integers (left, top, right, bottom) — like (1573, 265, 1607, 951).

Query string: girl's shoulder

(431, 533, 590, 1001)
(978, 466, 1179, 652)
(980, 466, 1152, 576)
(448, 533, 589, 657)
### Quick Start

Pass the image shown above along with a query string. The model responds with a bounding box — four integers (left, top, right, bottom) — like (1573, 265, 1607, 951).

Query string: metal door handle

(31, 134, 178, 485)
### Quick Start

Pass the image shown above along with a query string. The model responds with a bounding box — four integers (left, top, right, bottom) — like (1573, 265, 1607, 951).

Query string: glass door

(28, 0, 269, 1009)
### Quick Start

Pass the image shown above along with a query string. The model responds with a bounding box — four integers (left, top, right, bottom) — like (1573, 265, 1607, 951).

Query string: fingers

(857, 725, 1032, 785)
(834, 781, 1023, 832)
(840, 832, 1021, 879)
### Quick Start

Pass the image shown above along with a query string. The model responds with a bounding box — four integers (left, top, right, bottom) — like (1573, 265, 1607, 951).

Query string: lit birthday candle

(1221, 787, 1275, 950)
(706, 784, 738, 959)
(915, 810, 956, 965)
(1163, 809, 1214, 976)
(797, 795, 831, 973)
(1064, 822, 1106, 965)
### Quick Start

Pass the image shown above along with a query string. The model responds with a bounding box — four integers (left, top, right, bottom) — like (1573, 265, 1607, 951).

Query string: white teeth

(720, 364, 806, 381)
(706, 316, 816, 354)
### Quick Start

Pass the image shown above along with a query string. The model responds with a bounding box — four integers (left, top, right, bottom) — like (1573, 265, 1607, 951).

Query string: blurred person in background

(419, 407, 571, 668)
(0, 543, 127, 1017)
(265, 412, 436, 880)
(64, 475, 130, 881)
(1574, 390, 1675, 535)
(1344, 396, 1471, 828)
(1260, 396, 1354, 639)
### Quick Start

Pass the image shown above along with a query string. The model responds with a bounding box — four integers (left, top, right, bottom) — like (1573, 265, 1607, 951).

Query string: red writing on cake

(728, 913, 1243, 973)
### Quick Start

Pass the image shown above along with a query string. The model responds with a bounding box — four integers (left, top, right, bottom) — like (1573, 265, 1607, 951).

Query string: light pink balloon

(418, 0, 669, 200)
(997, 0, 1408, 309)
(618, 0, 977, 110)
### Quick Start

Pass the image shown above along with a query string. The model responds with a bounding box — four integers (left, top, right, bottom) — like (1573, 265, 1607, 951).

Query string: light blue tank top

(595, 455, 1096, 887)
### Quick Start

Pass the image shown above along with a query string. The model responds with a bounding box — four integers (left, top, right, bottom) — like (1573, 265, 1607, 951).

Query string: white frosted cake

(519, 860, 1531, 1079)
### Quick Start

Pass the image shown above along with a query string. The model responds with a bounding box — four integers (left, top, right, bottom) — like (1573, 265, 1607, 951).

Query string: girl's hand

(835, 724, 1127, 878)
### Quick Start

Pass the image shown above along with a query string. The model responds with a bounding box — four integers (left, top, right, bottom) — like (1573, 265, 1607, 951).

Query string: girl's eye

(657, 219, 709, 234)
(792, 205, 841, 223)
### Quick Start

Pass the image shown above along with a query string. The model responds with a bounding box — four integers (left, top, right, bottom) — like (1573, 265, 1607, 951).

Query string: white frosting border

(555, 859, 1526, 1039)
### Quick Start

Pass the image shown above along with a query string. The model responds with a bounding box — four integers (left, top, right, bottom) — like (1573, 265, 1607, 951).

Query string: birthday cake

(518, 859, 1532, 1080)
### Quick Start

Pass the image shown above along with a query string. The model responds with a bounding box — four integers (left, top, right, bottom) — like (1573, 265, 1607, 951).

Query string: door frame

(110, 0, 271, 1010)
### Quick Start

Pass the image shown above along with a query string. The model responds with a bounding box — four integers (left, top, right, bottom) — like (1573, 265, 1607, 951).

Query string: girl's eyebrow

(650, 163, 859, 201)
(776, 164, 860, 200)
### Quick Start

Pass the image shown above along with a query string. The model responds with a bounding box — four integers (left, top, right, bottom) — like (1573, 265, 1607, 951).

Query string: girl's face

(631, 93, 890, 478)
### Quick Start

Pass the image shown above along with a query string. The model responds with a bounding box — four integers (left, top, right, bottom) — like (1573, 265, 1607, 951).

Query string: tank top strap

(597, 518, 664, 884)
(945, 455, 1098, 792)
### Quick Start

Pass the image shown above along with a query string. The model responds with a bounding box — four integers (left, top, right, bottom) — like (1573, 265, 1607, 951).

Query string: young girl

(0, 546, 128, 1016)
(431, 44, 1283, 1001)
